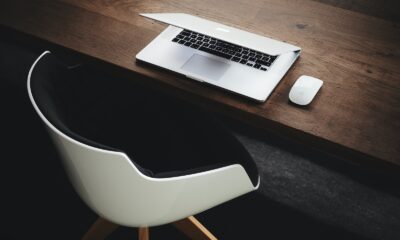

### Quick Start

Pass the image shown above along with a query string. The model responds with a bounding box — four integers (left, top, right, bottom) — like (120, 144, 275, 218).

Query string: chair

(27, 51, 259, 240)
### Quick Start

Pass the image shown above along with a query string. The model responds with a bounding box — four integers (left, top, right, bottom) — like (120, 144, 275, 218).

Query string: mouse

(289, 75, 323, 106)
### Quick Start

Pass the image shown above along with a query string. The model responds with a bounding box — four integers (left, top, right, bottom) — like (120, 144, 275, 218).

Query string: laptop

(136, 13, 301, 102)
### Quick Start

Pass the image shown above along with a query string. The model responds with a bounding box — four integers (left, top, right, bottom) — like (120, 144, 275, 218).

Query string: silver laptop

(136, 13, 301, 102)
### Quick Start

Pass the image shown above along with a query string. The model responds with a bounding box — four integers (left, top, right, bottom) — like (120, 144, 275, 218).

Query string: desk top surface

(1, 0, 399, 169)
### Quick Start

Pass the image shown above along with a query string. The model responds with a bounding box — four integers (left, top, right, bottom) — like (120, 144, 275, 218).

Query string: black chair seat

(31, 53, 259, 186)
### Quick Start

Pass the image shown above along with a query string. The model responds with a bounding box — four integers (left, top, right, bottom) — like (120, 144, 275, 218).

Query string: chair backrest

(27, 51, 257, 227)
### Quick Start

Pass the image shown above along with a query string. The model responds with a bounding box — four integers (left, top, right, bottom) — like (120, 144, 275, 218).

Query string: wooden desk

(1, 0, 399, 171)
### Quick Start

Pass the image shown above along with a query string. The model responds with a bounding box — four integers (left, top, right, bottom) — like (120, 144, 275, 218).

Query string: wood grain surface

(0, 0, 399, 171)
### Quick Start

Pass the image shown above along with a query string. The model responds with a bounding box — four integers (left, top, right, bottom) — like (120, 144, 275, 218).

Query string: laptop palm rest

(181, 54, 230, 81)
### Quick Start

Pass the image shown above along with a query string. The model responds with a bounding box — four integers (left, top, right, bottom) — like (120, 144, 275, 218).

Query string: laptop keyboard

(172, 29, 277, 71)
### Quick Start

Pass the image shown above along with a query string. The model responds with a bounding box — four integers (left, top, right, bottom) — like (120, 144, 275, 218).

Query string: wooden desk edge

(2, 25, 399, 177)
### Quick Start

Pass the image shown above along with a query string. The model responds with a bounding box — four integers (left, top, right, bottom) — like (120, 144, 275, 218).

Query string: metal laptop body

(136, 13, 301, 102)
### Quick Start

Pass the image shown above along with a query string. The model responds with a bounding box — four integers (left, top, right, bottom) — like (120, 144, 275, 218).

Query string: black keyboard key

(197, 37, 203, 40)
(216, 47, 222, 51)
(222, 48, 229, 53)
(242, 55, 249, 60)
(262, 57, 270, 62)
(203, 43, 210, 47)
(184, 37, 190, 41)
(260, 67, 267, 71)
(204, 39, 209, 42)
(235, 53, 241, 57)
(199, 46, 231, 59)
(181, 31, 190, 36)
(178, 40, 185, 44)
(172, 38, 179, 42)
(184, 42, 191, 47)
(246, 63, 253, 67)
(191, 44, 200, 49)
(209, 45, 216, 49)
(249, 57, 256, 61)
(249, 52, 255, 56)
(177, 34, 184, 39)
(190, 39, 196, 43)
(242, 51, 249, 55)
(210, 41, 216, 45)
(254, 64, 261, 69)
(256, 59, 271, 66)
(240, 59, 247, 64)
(269, 56, 277, 62)
(232, 57, 240, 62)
(196, 40, 202, 45)
(229, 50, 235, 55)
(255, 54, 262, 59)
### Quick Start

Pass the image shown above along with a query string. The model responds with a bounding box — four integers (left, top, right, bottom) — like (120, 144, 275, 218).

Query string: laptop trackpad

(181, 54, 230, 81)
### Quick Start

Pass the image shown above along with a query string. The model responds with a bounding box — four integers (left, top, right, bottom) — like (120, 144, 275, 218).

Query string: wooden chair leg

(138, 227, 149, 240)
(82, 217, 119, 240)
(172, 216, 217, 240)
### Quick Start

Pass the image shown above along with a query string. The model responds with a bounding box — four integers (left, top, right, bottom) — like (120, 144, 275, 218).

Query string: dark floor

(231, 124, 400, 240)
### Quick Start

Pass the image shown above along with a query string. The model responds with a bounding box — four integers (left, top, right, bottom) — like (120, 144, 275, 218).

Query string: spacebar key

(199, 47, 231, 59)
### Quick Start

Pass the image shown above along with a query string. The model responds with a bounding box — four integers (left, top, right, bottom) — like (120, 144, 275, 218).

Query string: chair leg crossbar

(82, 216, 217, 240)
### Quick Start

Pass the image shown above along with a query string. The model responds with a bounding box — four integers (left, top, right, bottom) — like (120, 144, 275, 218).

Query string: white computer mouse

(289, 75, 323, 106)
